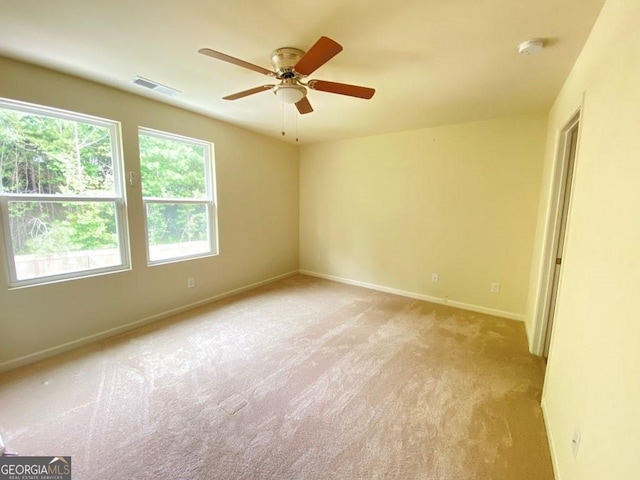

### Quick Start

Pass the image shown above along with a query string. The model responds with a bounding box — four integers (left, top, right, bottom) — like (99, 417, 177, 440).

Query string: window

(0, 98, 129, 286)
(138, 128, 217, 263)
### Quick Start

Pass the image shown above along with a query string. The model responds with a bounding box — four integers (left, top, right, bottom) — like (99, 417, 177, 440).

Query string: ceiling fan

(198, 36, 375, 114)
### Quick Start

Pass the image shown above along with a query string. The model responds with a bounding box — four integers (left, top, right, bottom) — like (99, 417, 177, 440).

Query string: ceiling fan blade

(295, 96, 313, 114)
(294, 37, 343, 76)
(198, 48, 276, 77)
(223, 85, 275, 100)
(307, 80, 375, 99)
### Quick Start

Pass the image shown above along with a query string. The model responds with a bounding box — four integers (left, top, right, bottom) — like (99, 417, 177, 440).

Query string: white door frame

(531, 109, 581, 357)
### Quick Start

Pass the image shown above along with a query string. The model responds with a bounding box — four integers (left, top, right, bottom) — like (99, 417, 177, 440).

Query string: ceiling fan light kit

(273, 83, 306, 104)
(198, 36, 375, 114)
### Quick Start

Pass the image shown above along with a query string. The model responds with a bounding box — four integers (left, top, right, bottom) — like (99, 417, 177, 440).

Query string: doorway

(541, 112, 580, 358)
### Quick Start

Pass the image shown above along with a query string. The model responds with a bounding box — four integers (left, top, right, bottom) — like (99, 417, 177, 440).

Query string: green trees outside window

(0, 100, 217, 285)
(138, 129, 216, 263)
(0, 100, 128, 284)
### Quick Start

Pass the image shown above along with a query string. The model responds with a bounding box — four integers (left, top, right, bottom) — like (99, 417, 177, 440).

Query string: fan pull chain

(281, 96, 285, 137)
(295, 110, 299, 143)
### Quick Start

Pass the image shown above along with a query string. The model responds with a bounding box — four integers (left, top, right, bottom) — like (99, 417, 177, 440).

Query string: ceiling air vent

(131, 76, 181, 97)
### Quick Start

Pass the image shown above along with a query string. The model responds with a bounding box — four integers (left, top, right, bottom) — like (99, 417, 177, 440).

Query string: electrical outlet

(187, 277, 195, 288)
(491, 282, 500, 293)
(571, 429, 581, 459)
(431, 273, 439, 283)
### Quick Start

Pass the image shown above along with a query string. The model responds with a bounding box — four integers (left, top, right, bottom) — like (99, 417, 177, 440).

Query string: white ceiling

(0, 0, 604, 145)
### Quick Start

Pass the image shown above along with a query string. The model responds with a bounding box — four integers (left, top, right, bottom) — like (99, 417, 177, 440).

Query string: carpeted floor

(0, 274, 554, 479)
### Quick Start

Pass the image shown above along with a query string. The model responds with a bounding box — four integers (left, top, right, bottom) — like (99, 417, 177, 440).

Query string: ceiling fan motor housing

(271, 48, 305, 78)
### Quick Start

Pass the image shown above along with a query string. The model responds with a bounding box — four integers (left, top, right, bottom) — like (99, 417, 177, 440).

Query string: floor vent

(218, 393, 248, 416)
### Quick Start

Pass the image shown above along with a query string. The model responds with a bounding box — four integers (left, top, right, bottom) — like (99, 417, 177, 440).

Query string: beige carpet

(0, 274, 554, 479)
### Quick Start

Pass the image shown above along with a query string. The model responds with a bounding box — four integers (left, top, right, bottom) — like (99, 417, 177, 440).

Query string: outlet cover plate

(571, 428, 581, 458)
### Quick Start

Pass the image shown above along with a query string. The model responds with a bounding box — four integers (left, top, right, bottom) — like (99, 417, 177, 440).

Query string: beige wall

(300, 114, 547, 319)
(0, 57, 299, 369)
(527, 0, 640, 478)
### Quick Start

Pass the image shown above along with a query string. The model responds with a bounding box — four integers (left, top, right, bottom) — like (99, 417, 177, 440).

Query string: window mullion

(2, 194, 120, 203)
(142, 197, 209, 204)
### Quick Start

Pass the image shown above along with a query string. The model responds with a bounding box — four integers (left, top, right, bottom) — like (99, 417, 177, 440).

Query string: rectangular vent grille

(131, 76, 181, 97)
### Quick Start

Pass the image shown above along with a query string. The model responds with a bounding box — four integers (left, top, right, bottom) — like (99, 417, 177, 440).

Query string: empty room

(0, 0, 638, 479)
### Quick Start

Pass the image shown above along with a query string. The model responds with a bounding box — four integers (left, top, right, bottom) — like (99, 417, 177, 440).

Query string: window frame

(138, 127, 218, 265)
(0, 97, 130, 287)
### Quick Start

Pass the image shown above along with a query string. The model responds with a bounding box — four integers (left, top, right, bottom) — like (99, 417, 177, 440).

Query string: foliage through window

(0, 99, 129, 285)
(138, 128, 217, 263)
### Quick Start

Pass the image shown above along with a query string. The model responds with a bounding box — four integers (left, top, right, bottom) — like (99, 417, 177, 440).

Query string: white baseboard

(0, 270, 298, 373)
(541, 398, 561, 480)
(1, 269, 523, 373)
(299, 269, 524, 322)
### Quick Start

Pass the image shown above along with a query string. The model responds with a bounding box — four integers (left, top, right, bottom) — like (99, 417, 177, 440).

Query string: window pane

(139, 133, 206, 198)
(146, 202, 210, 261)
(0, 109, 115, 195)
(8, 201, 122, 280)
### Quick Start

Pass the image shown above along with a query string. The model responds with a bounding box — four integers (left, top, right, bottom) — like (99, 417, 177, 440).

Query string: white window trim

(138, 127, 218, 266)
(0, 98, 130, 287)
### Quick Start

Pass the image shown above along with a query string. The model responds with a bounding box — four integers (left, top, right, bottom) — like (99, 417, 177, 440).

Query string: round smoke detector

(518, 39, 545, 55)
